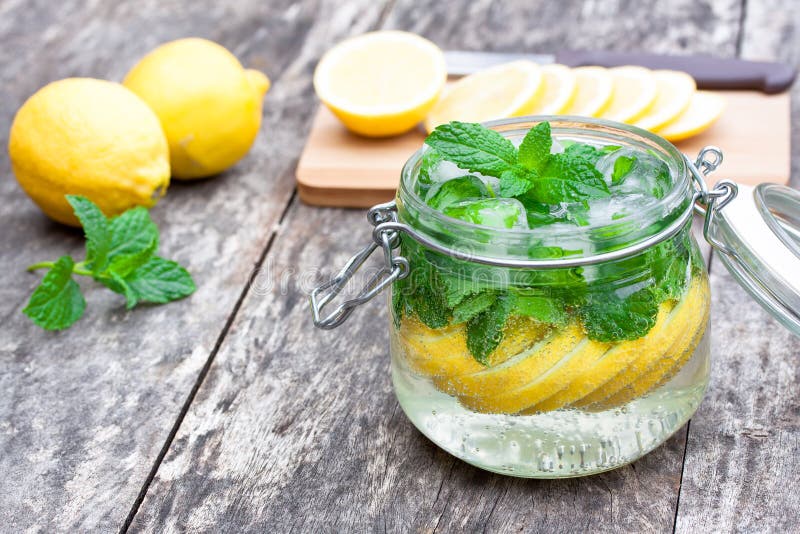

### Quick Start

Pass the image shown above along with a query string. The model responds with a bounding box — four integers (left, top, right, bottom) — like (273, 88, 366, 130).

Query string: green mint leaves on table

(23, 195, 195, 331)
(400, 120, 691, 363)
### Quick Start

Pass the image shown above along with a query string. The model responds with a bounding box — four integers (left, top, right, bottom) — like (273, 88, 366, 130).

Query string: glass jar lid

(706, 181, 800, 336)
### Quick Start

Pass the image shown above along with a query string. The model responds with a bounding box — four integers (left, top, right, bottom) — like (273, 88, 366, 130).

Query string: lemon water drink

(389, 119, 710, 477)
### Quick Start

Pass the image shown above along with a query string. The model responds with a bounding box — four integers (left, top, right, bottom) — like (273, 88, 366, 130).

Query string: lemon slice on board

(527, 64, 577, 115)
(633, 70, 696, 131)
(656, 91, 726, 142)
(561, 66, 614, 117)
(313, 31, 446, 137)
(424, 60, 543, 131)
(600, 66, 658, 123)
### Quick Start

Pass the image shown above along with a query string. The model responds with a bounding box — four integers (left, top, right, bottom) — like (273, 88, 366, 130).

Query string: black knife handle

(555, 50, 796, 94)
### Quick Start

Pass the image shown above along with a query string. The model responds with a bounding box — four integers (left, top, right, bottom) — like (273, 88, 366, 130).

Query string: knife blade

(444, 50, 796, 94)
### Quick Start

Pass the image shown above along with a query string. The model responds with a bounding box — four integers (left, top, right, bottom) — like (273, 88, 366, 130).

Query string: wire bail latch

(310, 201, 409, 329)
(685, 146, 738, 255)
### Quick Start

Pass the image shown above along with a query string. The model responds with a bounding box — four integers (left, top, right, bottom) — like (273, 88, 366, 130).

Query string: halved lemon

(561, 66, 614, 117)
(313, 31, 446, 137)
(600, 66, 658, 123)
(634, 70, 696, 131)
(528, 64, 577, 115)
(656, 91, 726, 142)
(424, 60, 543, 131)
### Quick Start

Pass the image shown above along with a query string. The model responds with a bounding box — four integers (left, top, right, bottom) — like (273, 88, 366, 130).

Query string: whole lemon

(9, 78, 170, 226)
(123, 38, 271, 179)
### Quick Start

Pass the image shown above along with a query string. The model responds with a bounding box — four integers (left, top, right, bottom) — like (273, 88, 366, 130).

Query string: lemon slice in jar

(525, 302, 676, 413)
(433, 322, 584, 399)
(656, 91, 726, 141)
(398, 316, 548, 379)
(596, 289, 710, 409)
(423, 60, 544, 131)
(574, 277, 710, 408)
(457, 335, 611, 414)
(560, 66, 614, 117)
(527, 64, 577, 115)
(633, 70, 697, 131)
(313, 31, 447, 137)
(599, 66, 658, 123)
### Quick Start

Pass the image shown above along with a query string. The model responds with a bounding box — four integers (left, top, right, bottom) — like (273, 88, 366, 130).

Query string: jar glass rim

(397, 115, 691, 262)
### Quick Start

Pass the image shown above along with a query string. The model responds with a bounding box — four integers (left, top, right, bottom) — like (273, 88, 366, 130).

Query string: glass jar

(311, 116, 800, 478)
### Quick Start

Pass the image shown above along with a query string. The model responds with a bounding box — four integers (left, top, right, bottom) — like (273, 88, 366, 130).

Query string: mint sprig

(425, 121, 610, 210)
(23, 196, 195, 330)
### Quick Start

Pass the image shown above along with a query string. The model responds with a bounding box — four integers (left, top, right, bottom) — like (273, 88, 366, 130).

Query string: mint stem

(27, 261, 55, 272)
(27, 260, 92, 277)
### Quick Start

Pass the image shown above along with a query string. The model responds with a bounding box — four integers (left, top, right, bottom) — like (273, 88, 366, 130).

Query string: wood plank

(674, 264, 800, 532)
(674, 1, 800, 531)
(131, 0, 743, 531)
(0, 0, 389, 530)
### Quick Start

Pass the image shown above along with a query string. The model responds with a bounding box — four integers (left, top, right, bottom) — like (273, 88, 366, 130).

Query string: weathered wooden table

(1, 1, 798, 532)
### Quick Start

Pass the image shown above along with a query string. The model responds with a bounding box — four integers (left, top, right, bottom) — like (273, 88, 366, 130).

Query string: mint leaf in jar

(611, 155, 636, 184)
(443, 198, 527, 229)
(564, 142, 620, 165)
(499, 166, 536, 197)
(466, 295, 513, 364)
(425, 175, 489, 210)
(510, 292, 568, 325)
(452, 291, 498, 324)
(518, 121, 551, 172)
(528, 153, 610, 203)
(425, 121, 518, 177)
(579, 287, 659, 342)
(418, 148, 442, 185)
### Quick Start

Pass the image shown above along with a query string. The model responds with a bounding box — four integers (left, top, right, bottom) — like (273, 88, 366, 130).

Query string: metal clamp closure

(310, 201, 409, 329)
(684, 147, 739, 255)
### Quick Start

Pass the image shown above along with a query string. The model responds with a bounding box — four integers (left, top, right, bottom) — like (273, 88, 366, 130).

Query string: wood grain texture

(131, 1, 742, 532)
(0, 0, 389, 530)
(737, 0, 800, 191)
(674, 264, 800, 532)
(674, 1, 800, 531)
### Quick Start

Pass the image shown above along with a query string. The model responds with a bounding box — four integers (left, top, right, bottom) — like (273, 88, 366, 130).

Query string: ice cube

(443, 198, 528, 229)
(429, 159, 470, 183)
(595, 147, 672, 198)
(581, 193, 656, 225)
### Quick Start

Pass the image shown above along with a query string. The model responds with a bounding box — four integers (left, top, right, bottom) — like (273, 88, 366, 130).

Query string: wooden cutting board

(296, 90, 791, 207)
